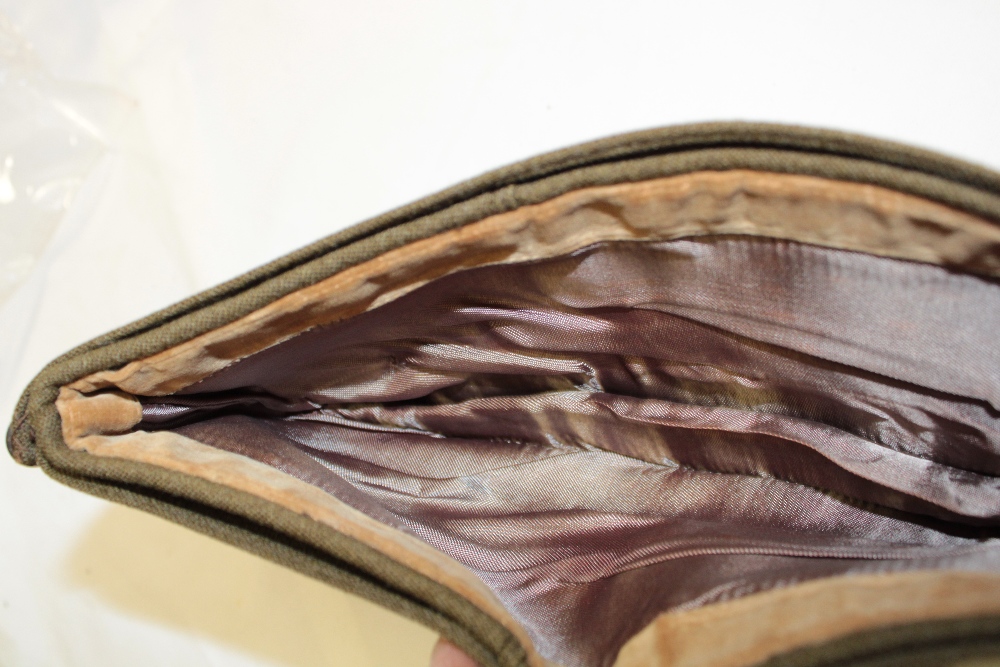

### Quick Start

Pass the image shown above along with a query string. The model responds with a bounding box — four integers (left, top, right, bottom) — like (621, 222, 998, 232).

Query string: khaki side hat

(10, 122, 1000, 667)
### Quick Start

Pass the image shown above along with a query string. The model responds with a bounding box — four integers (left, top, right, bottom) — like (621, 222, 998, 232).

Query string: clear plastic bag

(0, 13, 128, 303)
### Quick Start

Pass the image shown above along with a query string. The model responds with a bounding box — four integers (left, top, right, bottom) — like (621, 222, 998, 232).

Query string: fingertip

(430, 637, 481, 667)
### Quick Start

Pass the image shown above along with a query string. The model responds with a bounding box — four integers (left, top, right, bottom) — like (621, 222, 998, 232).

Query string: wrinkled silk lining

(138, 236, 1000, 667)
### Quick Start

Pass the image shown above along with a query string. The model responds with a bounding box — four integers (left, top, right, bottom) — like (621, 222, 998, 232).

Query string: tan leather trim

(58, 388, 143, 440)
(67, 170, 1000, 397)
(57, 388, 554, 667)
(613, 570, 1000, 667)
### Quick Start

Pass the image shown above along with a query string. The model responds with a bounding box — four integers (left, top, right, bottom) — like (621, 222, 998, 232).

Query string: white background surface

(1, 2, 999, 666)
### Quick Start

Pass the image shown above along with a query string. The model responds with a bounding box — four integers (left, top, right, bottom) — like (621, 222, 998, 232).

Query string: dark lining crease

(134, 235, 1000, 667)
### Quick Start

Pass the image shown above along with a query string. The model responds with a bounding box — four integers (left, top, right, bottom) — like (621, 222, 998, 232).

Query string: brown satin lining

(125, 236, 1000, 667)
(55, 410, 547, 663)
(54, 172, 1000, 667)
(65, 170, 1000, 398)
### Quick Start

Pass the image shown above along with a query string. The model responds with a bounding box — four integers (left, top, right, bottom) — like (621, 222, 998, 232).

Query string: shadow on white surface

(64, 504, 437, 667)
(0, 623, 15, 667)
